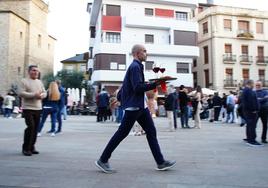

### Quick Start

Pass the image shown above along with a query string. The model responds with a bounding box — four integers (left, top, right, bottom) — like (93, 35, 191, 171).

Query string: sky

(46, 0, 268, 73)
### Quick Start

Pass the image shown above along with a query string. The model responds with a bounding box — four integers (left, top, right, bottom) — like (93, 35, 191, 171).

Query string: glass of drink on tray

(152, 64, 160, 78)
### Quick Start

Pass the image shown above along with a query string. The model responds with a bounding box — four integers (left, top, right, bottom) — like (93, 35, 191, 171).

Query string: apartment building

(87, 0, 199, 94)
(193, 4, 268, 93)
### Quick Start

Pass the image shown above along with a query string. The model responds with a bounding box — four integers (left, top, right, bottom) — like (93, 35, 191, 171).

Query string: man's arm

(19, 80, 36, 99)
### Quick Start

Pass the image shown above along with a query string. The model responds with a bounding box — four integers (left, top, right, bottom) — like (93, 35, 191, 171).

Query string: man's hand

(34, 92, 42, 99)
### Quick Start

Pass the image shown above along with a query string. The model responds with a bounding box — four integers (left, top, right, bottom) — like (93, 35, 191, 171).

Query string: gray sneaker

(156, 160, 176, 171)
(95, 159, 115, 174)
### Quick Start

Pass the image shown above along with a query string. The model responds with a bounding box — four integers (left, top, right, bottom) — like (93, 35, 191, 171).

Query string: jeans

(61, 105, 67, 120)
(116, 106, 124, 123)
(173, 109, 177, 129)
(22, 110, 41, 151)
(38, 107, 58, 133)
(180, 106, 189, 127)
(100, 108, 165, 165)
(226, 104, 235, 123)
(4, 108, 12, 118)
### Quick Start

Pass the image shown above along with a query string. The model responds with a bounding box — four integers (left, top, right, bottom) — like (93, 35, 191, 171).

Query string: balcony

(256, 56, 268, 65)
(237, 30, 254, 39)
(260, 80, 268, 88)
(124, 16, 198, 32)
(223, 54, 236, 64)
(224, 79, 238, 88)
(239, 55, 253, 64)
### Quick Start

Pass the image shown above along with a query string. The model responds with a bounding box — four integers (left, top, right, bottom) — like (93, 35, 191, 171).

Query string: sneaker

(55, 131, 62, 134)
(46, 130, 53, 134)
(156, 160, 176, 171)
(262, 140, 268, 144)
(246, 141, 263, 147)
(22, 150, 32, 156)
(243, 138, 249, 142)
(95, 160, 115, 174)
(31, 150, 39, 154)
(51, 133, 55, 137)
(37, 133, 41, 137)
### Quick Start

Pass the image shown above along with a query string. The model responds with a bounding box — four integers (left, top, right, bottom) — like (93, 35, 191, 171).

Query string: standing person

(178, 85, 190, 128)
(38, 82, 60, 137)
(220, 93, 227, 121)
(19, 65, 46, 156)
(255, 81, 268, 143)
(212, 92, 222, 122)
(0, 95, 4, 115)
(3, 92, 15, 118)
(98, 88, 109, 122)
(172, 86, 178, 130)
(193, 86, 203, 129)
(242, 80, 261, 146)
(226, 91, 236, 123)
(55, 80, 65, 134)
(164, 86, 176, 131)
(95, 44, 176, 173)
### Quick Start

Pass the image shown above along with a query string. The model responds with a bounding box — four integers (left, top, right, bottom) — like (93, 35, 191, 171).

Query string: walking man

(95, 44, 176, 173)
(255, 81, 268, 143)
(19, 65, 46, 156)
(242, 80, 261, 146)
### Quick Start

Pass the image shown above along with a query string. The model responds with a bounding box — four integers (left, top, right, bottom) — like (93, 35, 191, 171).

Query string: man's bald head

(131, 44, 147, 62)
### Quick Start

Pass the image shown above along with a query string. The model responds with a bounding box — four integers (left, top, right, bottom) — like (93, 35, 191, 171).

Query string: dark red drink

(160, 68, 165, 73)
(153, 67, 160, 73)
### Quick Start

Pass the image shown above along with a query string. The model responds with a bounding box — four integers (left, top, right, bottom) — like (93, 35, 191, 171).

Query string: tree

(57, 70, 84, 89)
(42, 72, 56, 88)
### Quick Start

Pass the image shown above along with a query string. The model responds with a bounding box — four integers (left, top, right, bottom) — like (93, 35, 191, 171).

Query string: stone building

(193, 3, 268, 93)
(0, 0, 55, 95)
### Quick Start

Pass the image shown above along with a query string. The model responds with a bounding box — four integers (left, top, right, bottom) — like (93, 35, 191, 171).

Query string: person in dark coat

(242, 80, 261, 146)
(178, 85, 190, 128)
(98, 88, 109, 122)
(95, 44, 176, 173)
(212, 92, 222, 122)
(255, 81, 268, 143)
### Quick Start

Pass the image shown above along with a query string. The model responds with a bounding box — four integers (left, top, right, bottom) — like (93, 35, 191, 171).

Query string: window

(110, 62, 118, 70)
(225, 44, 232, 54)
(66, 65, 74, 73)
(238, 20, 249, 32)
(241, 45, 248, 55)
(242, 69, 249, 80)
(203, 46, 209, 64)
(203, 22, 208, 34)
(193, 59, 197, 67)
(225, 68, 233, 79)
(176, 63, 189, 73)
(204, 69, 209, 88)
(80, 64, 86, 72)
(106, 4, 120, 16)
(193, 72, 197, 88)
(257, 46, 264, 62)
(145, 34, 154, 43)
(259, 69, 265, 81)
(175, 11, 188, 21)
(224, 19, 232, 31)
(38, 34, 42, 48)
(106, 32, 121, 43)
(145, 8, 153, 16)
(256, 22, 263, 34)
(90, 26, 96, 38)
(145, 61, 154, 71)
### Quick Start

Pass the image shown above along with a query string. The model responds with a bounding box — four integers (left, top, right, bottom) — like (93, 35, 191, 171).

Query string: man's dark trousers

(22, 110, 41, 151)
(100, 108, 165, 165)
(259, 107, 268, 141)
(244, 112, 258, 142)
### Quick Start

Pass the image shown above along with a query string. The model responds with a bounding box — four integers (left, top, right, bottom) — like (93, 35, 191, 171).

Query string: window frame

(176, 62, 189, 73)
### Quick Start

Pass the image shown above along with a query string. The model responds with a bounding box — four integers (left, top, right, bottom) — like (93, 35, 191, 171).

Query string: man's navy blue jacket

(242, 87, 259, 114)
(119, 59, 157, 110)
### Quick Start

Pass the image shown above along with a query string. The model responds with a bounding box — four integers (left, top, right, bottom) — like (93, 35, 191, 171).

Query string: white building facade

(193, 5, 268, 94)
(87, 0, 199, 94)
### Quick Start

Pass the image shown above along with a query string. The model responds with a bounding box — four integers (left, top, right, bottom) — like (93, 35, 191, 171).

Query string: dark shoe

(95, 159, 115, 174)
(156, 160, 176, 171)
(46, 130, 53, 133)
(31, 150, 39, 154)
(262, 140, 268, 144)
(243, 138, 249, 142)
(55, 130, 62, 134)
(22, 150, 32, 156)
(246, 141, 263, 147)
(240, 123, 245, 127)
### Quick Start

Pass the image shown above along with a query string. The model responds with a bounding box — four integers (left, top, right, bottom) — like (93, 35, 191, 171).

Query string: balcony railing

(224, 79, 238, 88)
(237, 30, 254, 39)
(223, 54, 236, 63)
(240, 55, 253, 63)
(256, 56, 268, 64)
(260, 80, 268, 87)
